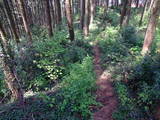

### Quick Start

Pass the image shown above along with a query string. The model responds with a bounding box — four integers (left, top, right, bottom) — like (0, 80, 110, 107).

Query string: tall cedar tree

(83, 0, 90, 36)
(103, 0, 109, 11)
(0, 22, 24, 102)
(122, 0, 132, 26)
(120, 0, 128, 26)
(142, 0, 160, 54)
(44, 0, 53, 37)
(3, 0, 20, 43)
(136, 0, 139, 8)
(65, 0, 75, 41)
(56, 0, 62, 26)
(139, 0, 148, 26)
(80, 0, 85, 30)
(90, 0, 95, 26)
(17, 0, 32, 42)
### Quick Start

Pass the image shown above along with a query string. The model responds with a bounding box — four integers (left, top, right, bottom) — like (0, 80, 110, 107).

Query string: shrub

(104, 9, 120, 26)
(121, 26, 141, 46)
(0, 71, 9, 103)
(0, 57, 96, 120)
(153, 24, 160, 53)
(115, 54, 160, 119)
(97, 26, 129, 65)
(59, 56, 97, 118)
(15, 28, 93, 92)
(62, 40, 93, 65)
(31, 26, 48, 41)
(113, 82, 144, 120)
(13, 30, 68, 92)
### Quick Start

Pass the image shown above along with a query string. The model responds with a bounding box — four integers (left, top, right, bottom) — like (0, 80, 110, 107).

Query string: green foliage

(97, 26, 129, 65)
(114, 54, 160, 119)
(29, 75, 49, 91)
(59, 57, 97, 118)
(32, 26, 48, 41)
(153, 24, 160, 53)
(62, 40, 92, 65)
(0, 71, 8, 102)
(129, 8, 149, 30)
(95, 10, 157, 119)
(96, 7, 106, 18)
(115, 82, 134, 107)
(104, 9, 120, 26)
(129, 46, 141, 55)
(18, 27, 92, 92)
(2, 6, 160, 120)
(20, 31, 67, 91)
(113, 82, 145, 120)
(0, 57, 97, 120)
(33, 35, 65, 78)
(121, 26, 141, 46)
(0, 96, 57, 120)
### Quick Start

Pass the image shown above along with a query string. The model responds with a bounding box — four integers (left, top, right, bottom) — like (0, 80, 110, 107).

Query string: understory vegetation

(95, 9, 160, 120)
(0, 0, 160, 120)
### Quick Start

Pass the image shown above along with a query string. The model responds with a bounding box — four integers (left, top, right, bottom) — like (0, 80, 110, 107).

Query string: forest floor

(93, 43, 118, 120)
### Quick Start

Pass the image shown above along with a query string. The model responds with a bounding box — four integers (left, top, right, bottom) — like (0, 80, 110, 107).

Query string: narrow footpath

(93, 44, 118, 120)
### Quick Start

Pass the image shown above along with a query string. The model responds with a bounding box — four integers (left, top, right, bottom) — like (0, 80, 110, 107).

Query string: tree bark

(90, 0, 95, 26)
(0, 22, 24, 102)
(83, 0, 90, 36)
(148, 0, 154, 12)
(65, 0, 75, 41)
(17, 0, 32, 42)
(44, 0, 53, 37)
(142, 0, 160, 54)
(80, 0, 85, 30)
(56, 0, 62, 26)
(3, 0, 20, 44)
(122, 0, 132, 26)
(139, 0, 148, 26)
(136, 0, 139, 8)
(104, 0, 109, 11)
(120, 0, 128, 26)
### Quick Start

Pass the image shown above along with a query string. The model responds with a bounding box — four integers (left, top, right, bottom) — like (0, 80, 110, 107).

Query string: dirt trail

(93, 44, 118, 120)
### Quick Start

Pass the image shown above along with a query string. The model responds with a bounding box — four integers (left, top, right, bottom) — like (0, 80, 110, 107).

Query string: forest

(0, 0, 160, 119)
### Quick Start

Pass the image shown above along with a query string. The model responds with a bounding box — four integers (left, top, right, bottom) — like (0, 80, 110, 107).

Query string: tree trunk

(139, 0, 148, 26)
(0, 22, 24, 102)
(148, 0, 154, 12)
(115, 0, 119, 7)
(120, 0, 128, 26)
(136, 0, 139, 8)
(3, 0, 20, 44)
(122, 0, 132, 26)
(141, 0, 160, 54)
(56, 0, 62, 26)
(105, 0, 109, 10)
(65, 0, 75, 41)
(83, 0, 90, 36)
(50, 0, 56, 29)
(17, 0, 32, 42)
(44, 0, 53, 37)
(80, 0, 85, 30)
(90, 0, 95, 26)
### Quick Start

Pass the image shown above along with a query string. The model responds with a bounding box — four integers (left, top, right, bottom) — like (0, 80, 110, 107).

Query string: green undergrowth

(0, 56, 97, 120)
(0, 26, 97, 119)
(113, 54, 160, 120)
(14, 29, 93, 92)
(94, 8, 160, 120)
(1, 6, 160, 120)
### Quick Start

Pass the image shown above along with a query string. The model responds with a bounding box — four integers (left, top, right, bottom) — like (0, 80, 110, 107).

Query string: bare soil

(93, 45, 118, 120)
